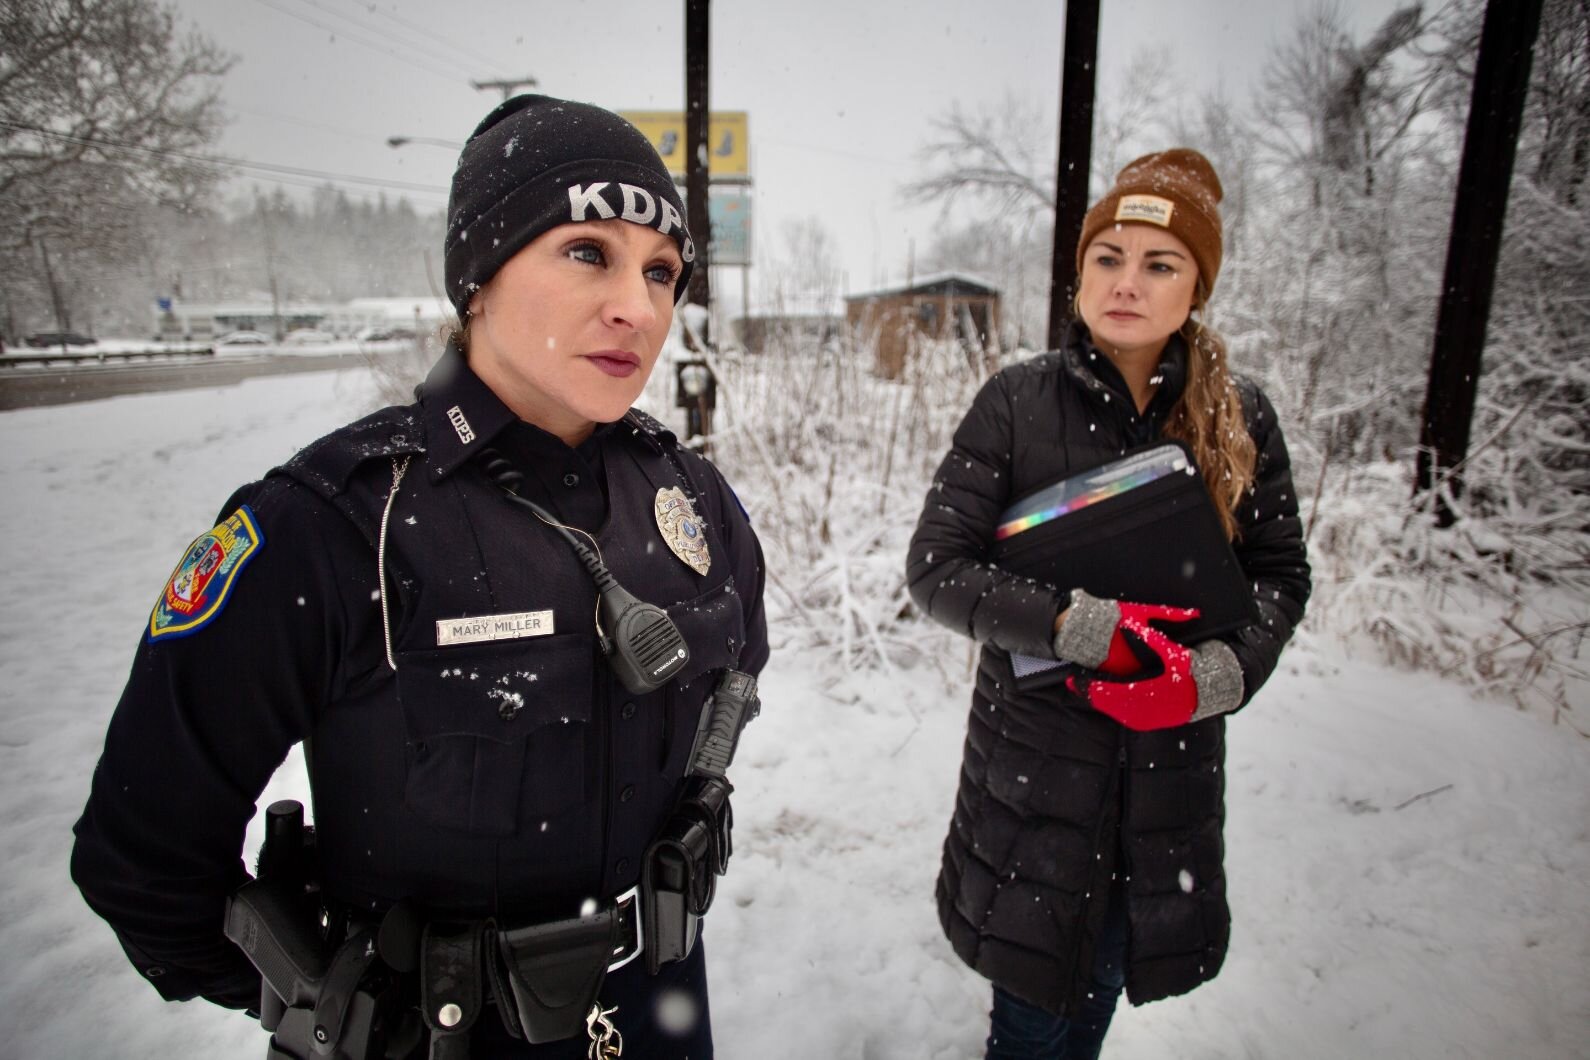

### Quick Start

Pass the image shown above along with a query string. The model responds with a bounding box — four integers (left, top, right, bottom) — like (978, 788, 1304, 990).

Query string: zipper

(1116, 737, 1135, 1001)
(1065, 735, 1130, 1008)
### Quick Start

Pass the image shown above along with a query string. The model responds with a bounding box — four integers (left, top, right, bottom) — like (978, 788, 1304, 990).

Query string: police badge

(654, 486, 711, 575)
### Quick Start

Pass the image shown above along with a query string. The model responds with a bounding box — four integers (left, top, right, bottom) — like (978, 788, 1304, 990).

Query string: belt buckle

(607, 884, 643, 971)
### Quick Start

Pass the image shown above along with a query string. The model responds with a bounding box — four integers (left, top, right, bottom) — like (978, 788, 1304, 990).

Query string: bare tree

(905, 93, 1056, 216)
(758, 217, 843, 315)
(903, 50, 1188, 349)
(1089, 46, 1179, 187)
(1253, 2, 1431, 203)
(1519, 0, 1589, 206)
(1235, 1, 1449, 463)
(906, 49, 1184, 220)
(0, 0, 232, 338)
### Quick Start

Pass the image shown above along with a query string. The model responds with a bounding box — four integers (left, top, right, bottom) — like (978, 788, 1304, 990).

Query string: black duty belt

(605, 884, 644, 972)
(420, 884, 644, 1050)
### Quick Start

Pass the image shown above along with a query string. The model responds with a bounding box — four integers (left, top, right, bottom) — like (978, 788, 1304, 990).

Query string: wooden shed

(844, 272, 1001, 379)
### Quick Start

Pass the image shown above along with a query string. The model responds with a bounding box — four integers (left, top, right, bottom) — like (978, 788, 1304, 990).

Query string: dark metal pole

(1046, 0, 1100, 351)
(1413, 0, 1544, 524)
(38, 235, 72, 336)
(684, 0, 712, 334)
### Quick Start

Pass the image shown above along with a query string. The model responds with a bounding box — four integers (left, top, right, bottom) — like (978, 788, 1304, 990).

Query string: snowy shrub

(704, 330, 999, 681)
(1252, 348, 1589, 730)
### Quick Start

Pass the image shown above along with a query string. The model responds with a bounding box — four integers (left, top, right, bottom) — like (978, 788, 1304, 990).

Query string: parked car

(215, 330, 272, 347)
(355, 325, 418, 343)
(25, 331, 97, 348)
(282, 328, 335, 346)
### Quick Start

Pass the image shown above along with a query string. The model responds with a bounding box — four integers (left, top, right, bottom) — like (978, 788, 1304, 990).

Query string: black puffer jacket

(907, 321, 1310, 1014)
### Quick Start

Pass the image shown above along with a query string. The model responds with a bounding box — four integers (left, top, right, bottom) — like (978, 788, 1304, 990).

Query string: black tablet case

(992, 440, 1258, 648)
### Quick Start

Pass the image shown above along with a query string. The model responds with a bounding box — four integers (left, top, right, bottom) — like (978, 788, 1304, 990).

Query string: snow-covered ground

(0, 366, 1585, 1058)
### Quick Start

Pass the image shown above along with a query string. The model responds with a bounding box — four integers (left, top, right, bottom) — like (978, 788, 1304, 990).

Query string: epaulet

(621, 408, 678, 450)
(274, 405, 425, 500)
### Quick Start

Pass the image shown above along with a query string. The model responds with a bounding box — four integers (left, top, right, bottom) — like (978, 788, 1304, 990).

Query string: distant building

(322, 297, 453, 340)
(152, 300, 332, 341)
(844, 272, 1001, 379)
(151, 296, 450, 341)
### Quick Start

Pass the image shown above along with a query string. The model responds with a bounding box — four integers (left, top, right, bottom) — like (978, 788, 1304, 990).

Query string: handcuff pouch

(493, 908, 618, 1044)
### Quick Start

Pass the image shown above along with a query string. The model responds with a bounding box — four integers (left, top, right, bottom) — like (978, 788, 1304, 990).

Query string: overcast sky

(166, 0, 1411, 311)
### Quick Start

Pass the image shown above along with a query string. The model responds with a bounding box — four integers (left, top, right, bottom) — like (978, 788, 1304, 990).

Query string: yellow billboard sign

(619, 111, 749, 181)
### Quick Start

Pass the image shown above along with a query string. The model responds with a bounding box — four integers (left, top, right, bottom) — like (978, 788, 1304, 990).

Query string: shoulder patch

(148, 506, 266, 641)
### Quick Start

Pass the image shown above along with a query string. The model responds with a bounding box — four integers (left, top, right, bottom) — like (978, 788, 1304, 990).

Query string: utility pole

(260, 192, 284, 341)
(1046, 0, 1100, 350)
(472, 77, 538, 101)
(684, 0, 712, 337)
(37, 234, 71, 336)
(1413, 0, 1544, 525)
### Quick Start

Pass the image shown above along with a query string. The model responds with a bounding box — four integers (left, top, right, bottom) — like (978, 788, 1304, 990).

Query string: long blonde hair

(1162, 291, 1255, 540)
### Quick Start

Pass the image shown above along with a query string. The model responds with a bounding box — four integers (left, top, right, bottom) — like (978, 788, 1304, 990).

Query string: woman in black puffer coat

(907, 149, 1310, 1060)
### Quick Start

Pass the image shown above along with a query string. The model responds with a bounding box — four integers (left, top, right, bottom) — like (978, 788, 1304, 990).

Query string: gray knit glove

(1064, 609, 1246, 729)
(1052, 588, 1201, 675)
(1188, 639, 1245, 721)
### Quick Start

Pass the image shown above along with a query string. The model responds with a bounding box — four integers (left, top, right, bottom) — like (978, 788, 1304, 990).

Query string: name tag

(436, 610, 555, 647)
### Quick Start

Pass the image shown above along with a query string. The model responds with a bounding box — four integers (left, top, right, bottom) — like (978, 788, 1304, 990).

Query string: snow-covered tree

(0, 0, 232, 340)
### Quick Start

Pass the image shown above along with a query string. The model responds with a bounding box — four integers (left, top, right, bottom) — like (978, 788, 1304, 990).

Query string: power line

(246, 0, 464, 84)
(0, 119, 449, 195)
(297, 0, 491, 78)
(330, 0, 514, 82)
(229, 102, 392, 143)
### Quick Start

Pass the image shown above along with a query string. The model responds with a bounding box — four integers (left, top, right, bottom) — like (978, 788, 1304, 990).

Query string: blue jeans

(985, 886, 1128, 1060)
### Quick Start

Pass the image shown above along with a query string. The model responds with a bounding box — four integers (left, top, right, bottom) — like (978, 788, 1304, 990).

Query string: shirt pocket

(394, 633, 594, 836)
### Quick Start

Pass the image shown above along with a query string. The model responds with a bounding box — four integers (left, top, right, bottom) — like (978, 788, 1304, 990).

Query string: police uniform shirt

(70, 346, 769, 1007)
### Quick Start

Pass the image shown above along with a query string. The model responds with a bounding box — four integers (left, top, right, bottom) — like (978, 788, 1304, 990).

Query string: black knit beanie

(443, 94, 695, 317)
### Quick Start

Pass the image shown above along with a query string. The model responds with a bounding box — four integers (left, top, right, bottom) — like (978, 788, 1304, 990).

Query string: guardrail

(0, 347, 216, 369)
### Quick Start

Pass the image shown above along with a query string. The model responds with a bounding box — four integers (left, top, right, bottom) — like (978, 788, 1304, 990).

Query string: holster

(642, 776, 733, 974)
(492, 908, 619, 1044)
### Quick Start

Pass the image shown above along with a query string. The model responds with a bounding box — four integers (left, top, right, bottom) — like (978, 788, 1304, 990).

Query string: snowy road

(0, 347, 393, 410)
(0, 368, 1584, 1058)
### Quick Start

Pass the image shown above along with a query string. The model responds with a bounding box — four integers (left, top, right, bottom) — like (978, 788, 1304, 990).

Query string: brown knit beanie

(1076, 148, 1224, 297)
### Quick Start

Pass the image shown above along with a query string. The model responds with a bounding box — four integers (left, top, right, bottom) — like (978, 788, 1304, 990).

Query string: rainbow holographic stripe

(995, 449, 1188, 541)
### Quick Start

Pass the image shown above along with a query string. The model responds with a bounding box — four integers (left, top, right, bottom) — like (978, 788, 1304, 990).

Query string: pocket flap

(666, 577, 746, 684)
(396, 633, 596, 742)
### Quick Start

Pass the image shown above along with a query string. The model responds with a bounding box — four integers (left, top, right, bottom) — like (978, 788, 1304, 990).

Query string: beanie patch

(1115, 194, 1175, 228)
(567, 182, 696, 261)
(443, 95, 695, 317)
(1076, 148, 1225, 296)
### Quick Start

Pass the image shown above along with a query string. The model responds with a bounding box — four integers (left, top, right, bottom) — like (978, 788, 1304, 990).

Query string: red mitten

(1097, 602, 1199, 675)
(1067, 617, 1197, 731)
(1052, 588, 1199, 677)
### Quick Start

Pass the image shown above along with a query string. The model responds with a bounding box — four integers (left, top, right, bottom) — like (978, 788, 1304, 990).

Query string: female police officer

(907, 149, 1310, 1059)
(72, 95, 767, 1059)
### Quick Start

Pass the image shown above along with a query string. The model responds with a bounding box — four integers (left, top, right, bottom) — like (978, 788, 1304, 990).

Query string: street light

(386, 136, 464, 150)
